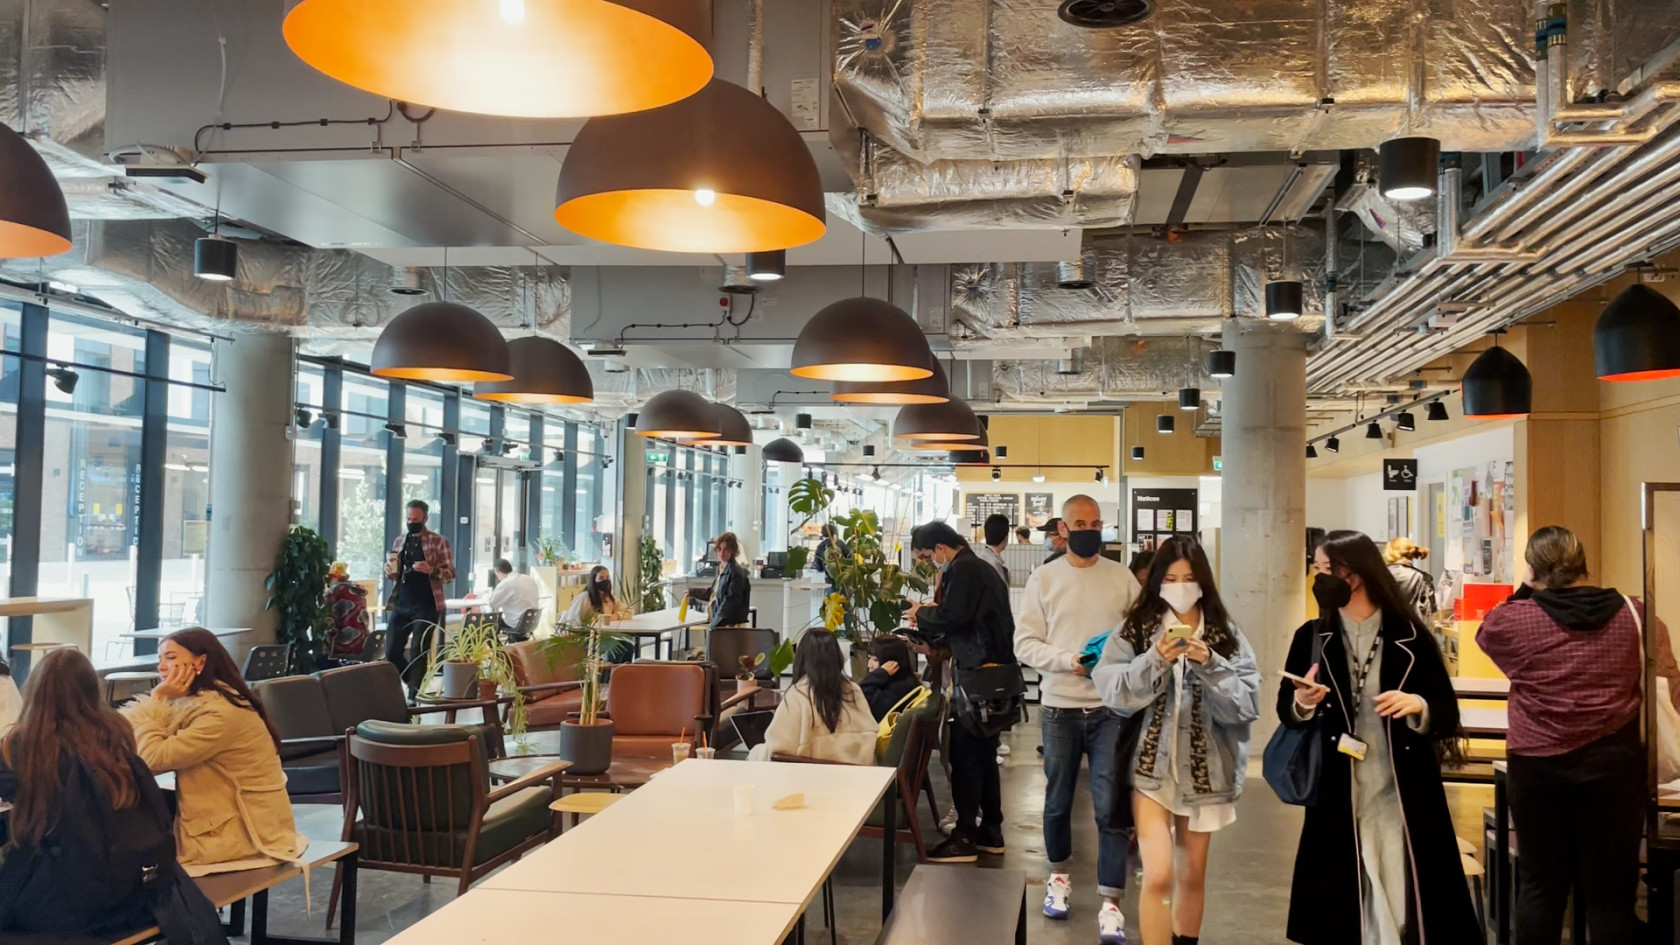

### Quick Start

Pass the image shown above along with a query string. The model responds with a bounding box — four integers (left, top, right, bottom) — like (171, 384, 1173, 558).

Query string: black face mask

(1065, 529, 1104, 559)
(406, 521, 424, 535)
(1313, 572, 1354, 611)
(596, 580, 613, 597)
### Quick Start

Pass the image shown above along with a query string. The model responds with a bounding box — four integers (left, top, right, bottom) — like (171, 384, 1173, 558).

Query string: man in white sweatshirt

(1013, 494, 1140, 944)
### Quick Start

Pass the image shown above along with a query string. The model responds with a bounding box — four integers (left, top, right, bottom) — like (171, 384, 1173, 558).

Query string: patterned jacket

(387, 529, 456, 612)
(1092, 617, 1262, 805)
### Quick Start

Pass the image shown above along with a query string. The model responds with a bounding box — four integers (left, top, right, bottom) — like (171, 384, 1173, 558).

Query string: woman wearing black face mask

(1278, 530, 1474, 945)
(565, 565, 635, 662)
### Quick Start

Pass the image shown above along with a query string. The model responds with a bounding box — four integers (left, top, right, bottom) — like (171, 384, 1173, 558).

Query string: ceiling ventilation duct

(994, 336, 1215, 405)
(1055, 349, 1085, 374)
(1057, 0, 1153, 28)
(950, 228, 1324, 345)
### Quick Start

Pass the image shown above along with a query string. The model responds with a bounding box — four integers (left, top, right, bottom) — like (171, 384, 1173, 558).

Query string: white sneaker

(997, 744, 1012, 757)
(1098, 902, 1127, 944)
(939, 805, 959, 835)
(1043, 873, 1071, 919)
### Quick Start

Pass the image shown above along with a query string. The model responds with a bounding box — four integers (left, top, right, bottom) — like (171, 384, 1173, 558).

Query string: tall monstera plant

(821, 508, 931, 647)
(783, 476, 834, 574)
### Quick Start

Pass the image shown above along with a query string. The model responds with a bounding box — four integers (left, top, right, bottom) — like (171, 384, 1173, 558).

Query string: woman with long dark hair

(123, 628, 306, 875)
(750, 630, 876, 764)
(860, 635, 922, 720)
(565, 565, 632, 624)
(1094, 537, 1260, 945)
(0, 649, 227, 940)
(1279, 531, 1476, 945)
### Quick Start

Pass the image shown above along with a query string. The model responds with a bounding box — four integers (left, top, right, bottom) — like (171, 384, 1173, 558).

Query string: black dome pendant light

(675, 402, 753, 447)
(1131, 446, 1145, 461)
(634, 389, 721, 440)
(1178, 387, 1200, 410)
(371, 301, 512, 382)
(1206, 349, 1236, 378)
(893, 396, 983, 444)
(1265, 281, 1304, 321)
(793, 296, 935, 383)
(1157, 414, 1175, 434)
(0, 121, 72, 259)
(474, 336, 595, 403)
(762, 437, 804, 463)
(832, 358, 951, 405)
(1594, 284, 1680, 382)
(1461, 338, 1532, 419)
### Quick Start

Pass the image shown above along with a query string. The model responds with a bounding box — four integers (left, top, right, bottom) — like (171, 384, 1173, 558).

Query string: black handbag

(951, 663, 1025, 738)
(1262, 632, 1324, 807)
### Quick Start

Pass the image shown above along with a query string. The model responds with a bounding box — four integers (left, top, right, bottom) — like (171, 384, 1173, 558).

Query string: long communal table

(388, 758, 897, 945)
(607, 606, 709, 660)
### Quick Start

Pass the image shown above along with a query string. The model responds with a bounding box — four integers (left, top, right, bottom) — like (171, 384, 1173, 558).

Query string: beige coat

(750, 678, 879, 765)
(124, 689, 307, 875)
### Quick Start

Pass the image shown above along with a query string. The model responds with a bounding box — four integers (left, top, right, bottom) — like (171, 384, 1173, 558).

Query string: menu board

(1024, 493, 1054, 528)
(965, 492, 1020, 528)
(1131, 488, 1199, 551)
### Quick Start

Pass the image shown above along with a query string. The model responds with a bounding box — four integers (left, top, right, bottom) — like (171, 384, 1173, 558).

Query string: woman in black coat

(859, 636, 921, 720)
(1279, 531, 1478, 945)
(689, 531, 752, 631)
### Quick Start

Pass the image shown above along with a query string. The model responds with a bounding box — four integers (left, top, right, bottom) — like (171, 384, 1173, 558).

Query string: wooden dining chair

(327, 720, 567, 928)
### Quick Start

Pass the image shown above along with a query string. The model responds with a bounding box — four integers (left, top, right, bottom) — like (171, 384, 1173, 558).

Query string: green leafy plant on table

(537, 610, 631, 772)
(265, 525, 333, 673)
(418, 618, 536, 736)
(783, 476, 835, 574)
(530, 536, 571, 568)
(822, 508, 932, 649)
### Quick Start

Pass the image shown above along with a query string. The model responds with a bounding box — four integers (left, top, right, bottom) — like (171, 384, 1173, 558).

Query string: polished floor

(252, 710, 1500, 945)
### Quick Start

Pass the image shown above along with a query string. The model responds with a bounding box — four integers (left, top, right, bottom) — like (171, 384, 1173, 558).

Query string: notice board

(1132, 488, 1199, 551)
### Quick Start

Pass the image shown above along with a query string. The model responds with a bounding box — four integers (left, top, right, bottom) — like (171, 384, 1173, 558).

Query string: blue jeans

(1042, 705, 1129, 897)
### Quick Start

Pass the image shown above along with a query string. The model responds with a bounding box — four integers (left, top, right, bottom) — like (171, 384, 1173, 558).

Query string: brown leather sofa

(604, 661, 712, 759)
(507, 638, 585, 730)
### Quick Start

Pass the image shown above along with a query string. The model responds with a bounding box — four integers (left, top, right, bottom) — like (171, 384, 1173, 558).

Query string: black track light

(734, 445, 746, 455)
(991, 467, 1001, 481)
(995, 445, 1008, 459)
(1426, 400, 1450, 422)
(863, 444, 876, 458)
(795, 413, 813, 430)
(873, 466, 882, 481)
(626, 412, 639, 427)
(294, 407, 314, 429)
(385, 421, 408, 439)
(1306, 443, 1318, 459)
(1324, 436, 1340, 453)
(438, 431, 458, 446)
(1157, 414, 1175, 434)
(45, 365, 77, 395)
(746, 249, 786, 282)
(1093, 467, 1104, 482)
(1365, 422, 1383, 440)
(323, 412, 340, 430)
(1207, 349, 1236, 378)
(1396, 411, 1416, 432)
(1131, 446, 1145, 461)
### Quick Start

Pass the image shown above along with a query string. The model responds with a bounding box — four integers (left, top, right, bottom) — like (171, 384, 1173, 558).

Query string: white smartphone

(1280, 669, 1324, 688)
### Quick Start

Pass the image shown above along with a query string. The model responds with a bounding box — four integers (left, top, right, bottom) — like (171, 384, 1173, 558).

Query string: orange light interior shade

(636, 429, 719, 439)
(284, 0, 711, 119)
(556, 190, 825, 255)
(0, 220, 72, 259)
(894, 432, 981, 442)
(1601, 368, 1680, 382)
(374, 366, 513, 382)
(792, 363, 935, 383)
(1463, 413, 1526, 420)
(831, 391, 948, 405)
(474, 392, 595, 404)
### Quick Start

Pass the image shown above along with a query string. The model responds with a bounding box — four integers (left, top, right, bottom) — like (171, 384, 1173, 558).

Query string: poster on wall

(964, 493, 1020, 528)
(1024, 493, 1054, 528)
(1132, 489, 1199, 550)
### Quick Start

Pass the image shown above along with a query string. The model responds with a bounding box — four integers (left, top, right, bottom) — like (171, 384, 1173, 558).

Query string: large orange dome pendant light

(555, 79, 826, 253)
(791, 297, 934, 382)
(371, 302, 513, 382)
(0, 122, 71, 258)
(474, 336, 595, 403)
(282, 0, 713, 119)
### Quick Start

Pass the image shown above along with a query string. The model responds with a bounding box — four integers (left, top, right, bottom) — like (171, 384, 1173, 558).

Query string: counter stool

(550, 792, 622, 832)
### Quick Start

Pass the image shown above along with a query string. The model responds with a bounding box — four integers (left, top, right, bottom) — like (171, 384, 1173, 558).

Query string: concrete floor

(250, 710, 1500, 945)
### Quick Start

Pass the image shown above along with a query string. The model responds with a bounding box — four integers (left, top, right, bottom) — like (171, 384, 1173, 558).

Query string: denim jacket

(1091, 619, 1263, 805)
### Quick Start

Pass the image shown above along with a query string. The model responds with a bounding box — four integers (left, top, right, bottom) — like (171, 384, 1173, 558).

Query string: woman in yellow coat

(123, 627, 307, 875)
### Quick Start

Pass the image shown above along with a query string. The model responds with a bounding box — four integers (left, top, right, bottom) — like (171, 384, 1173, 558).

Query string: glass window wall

(337, 373, 390, 582)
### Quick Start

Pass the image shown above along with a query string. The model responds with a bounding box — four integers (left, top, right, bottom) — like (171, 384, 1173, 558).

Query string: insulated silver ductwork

(994, 337, 1217, 404)
(0, 219, 574, 337)
(949, 228, 1325, 344)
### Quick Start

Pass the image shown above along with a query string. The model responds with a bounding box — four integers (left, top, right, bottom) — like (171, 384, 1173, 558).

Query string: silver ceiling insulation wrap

(949, 228, 1325, 343)
(993, 336, 1217, 404)
(0, 0, 107, 161)
(0, 219, 574, 336)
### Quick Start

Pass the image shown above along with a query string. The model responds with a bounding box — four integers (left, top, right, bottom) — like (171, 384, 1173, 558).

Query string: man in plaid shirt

(386, 499, 456, 698)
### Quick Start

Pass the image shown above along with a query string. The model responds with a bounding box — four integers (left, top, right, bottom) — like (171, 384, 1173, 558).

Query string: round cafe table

(488, 730, 670, 792)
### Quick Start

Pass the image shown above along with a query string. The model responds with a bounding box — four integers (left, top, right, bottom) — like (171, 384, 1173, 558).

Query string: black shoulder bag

(1262, 630, 1324, 806)
(950, 663, 1025, 738)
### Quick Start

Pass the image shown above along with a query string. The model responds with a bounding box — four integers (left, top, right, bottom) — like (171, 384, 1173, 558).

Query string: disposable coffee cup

(386, 552, 400, 575)
(733, 783, 756, 815)
(672, 742, 692, 765)
(695, 747, 717, 760)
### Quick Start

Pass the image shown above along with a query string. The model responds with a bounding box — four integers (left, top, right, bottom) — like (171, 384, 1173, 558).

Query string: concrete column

(206, 331, 296, 647)
(616, 424, 648, 604)
(1219, 325, 1308, 732)
(733, 445, 763, 561)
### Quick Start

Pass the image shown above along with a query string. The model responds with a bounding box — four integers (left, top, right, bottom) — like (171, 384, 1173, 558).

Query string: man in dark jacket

(907, 520, 1017, 864)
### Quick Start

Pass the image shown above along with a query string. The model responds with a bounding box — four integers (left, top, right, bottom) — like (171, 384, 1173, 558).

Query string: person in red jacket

(1478, 525, 1680, 945)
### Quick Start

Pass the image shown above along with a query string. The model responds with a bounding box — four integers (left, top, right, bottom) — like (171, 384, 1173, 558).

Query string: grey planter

(440, 661, 478, 699)
(560, 720, 615, 775)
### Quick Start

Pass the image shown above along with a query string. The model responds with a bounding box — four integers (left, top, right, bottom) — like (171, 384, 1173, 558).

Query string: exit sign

(646, 451, 671, 464)
(1212, 456, 1223, 472)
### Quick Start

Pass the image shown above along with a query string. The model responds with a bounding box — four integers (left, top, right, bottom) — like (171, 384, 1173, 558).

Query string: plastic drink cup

(695, 747, 716, 760)
(672, 742, 692, 764)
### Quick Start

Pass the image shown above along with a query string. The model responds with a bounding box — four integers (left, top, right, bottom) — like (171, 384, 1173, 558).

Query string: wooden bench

(875, 865, 1027, 945)
(8, 839, 357, 945)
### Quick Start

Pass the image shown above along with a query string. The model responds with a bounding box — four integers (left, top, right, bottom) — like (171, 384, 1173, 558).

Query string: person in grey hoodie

(1094, 537, 1261, 945)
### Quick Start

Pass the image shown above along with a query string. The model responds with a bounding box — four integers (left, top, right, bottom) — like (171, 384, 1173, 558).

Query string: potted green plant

(782, 477, 835, 574)
(426, 620, 523, 708)
(624, 533, 666, 614)
(732, 639, 794, 693)
(542, 610, 629, 775)
(265, 526, 333, 673)
(822, 508, 933, 675)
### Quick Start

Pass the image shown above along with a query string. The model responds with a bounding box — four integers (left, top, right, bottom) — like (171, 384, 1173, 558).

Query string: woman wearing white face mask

(1093, 537, 1261, 945)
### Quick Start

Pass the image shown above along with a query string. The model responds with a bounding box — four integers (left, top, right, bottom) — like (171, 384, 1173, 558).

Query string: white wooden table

(383, 889, 799, 945)
(609, 606, 709, 659)
(120, 625, 251, 641)
(483, 758, 901, 927)
(1452, 676, 1511, 700)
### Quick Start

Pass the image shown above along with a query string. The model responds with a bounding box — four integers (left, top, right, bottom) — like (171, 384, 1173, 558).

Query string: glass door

(465, 456, 535, 594)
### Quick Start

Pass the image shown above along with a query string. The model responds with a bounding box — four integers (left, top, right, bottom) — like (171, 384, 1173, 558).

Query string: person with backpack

(860, 636, 921, 720)
(0, 648, 228, 942)
(748, 631, 877, 765)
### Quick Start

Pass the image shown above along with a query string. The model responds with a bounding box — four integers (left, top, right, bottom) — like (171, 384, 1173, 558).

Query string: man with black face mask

(1013, 494, 1141, 934)
(385, 499, 456, 699)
